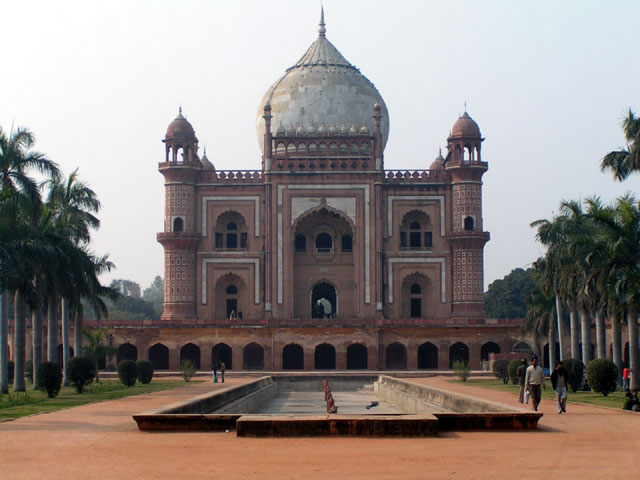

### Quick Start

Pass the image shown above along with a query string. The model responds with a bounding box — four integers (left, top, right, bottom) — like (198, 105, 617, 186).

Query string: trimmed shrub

(492, 359, 510, 384)
(117, 360, 138, 387)
(180, 359, 196, 382)
(136, 360, 154, 384)
(67, 357, 96, 393)
(586, 358, 618, 397)
(8, 360, 14, 384)
(37, 362, 62, 398)
(508, 360, 522, 385)
(563, 358, 585, 392)
(25, 360, 33, 382)
(453, 360, 470, 382)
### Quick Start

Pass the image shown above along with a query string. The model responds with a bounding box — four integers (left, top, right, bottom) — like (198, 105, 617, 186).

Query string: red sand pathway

(0, 376, 638, 479)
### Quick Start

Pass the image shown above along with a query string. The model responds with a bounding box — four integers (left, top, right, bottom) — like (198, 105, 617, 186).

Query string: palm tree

(0, 126, 59, 392)
(601, 109, 640, 181)
(84, 327, 115, 383)
(523, 268, 558, 367)
(45, 169, 103, 384)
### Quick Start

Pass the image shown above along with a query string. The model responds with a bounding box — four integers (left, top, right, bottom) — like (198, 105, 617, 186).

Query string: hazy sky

(2, 0, 639, 291)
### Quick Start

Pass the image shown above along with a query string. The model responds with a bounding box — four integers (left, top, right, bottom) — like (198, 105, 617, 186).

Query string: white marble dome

(256, 13, 390, 153)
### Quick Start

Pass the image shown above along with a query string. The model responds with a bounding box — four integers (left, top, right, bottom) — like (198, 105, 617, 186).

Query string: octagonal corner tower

(256, 12, 390, 153)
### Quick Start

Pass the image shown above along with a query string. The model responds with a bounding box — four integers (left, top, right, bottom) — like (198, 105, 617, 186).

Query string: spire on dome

(319, 6, 326, 37)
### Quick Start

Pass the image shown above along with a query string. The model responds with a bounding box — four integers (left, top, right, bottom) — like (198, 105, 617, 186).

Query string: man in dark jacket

(551, 361, 568, 414)
(517, 359, 528, 403)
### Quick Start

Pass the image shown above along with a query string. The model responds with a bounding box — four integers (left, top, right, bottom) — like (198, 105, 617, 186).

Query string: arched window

(350, 143, 359, 155)
(295, 234, 306, 252)
(276, 142, 286, 155)
(319, 143, 328, 155)
(173, 217, 184, 232)
(340, 143, 348, 155)
(463, 145, 472, 162)
(287, 143, 296, 154)
(215, 214, 248, 250)
(226, 285, 237, 295)
(464, 216, 474, 231)
(401, 213, 433, 249)
(315, 232, 332, 252)
(298, 143, 307, 154)
(308, 143, 317, 154)
(329, 143, 338, 155)
(341, 234, 352, 252)
(361, 143, 369, 154)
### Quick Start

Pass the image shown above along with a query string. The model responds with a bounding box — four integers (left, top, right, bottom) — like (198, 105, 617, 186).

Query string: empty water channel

(134, 375, 542, 437)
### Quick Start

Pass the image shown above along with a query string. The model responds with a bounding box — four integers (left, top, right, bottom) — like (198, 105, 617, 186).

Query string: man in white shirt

(524, 356, 546, 411)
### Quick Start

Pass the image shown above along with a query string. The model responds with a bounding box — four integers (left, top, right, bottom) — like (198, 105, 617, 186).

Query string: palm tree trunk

(47, 295, 58, 362)
(580, 310, 592, 364)
(555, 295, 565, 361)
(0, 289, 9, 394)
(13, 290, 26, 392)
(596, 310, 606, 359)
(32, 308, 43, 389)
(570, 303, 581, 359)
(612, 312, 623, 385)
(74, 307, 83, 358)
(61, 297, 70, 387)
(629, 310, 639, 391)
(548, 321, 557, 370)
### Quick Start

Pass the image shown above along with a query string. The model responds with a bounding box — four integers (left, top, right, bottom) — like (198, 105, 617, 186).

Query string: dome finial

(318, 5, 326, 37)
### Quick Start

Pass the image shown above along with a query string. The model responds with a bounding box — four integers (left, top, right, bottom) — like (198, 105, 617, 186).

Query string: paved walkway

(1, 375, 638, 479)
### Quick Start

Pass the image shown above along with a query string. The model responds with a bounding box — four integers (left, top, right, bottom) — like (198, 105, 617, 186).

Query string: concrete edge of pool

(133, 375, 542, 437)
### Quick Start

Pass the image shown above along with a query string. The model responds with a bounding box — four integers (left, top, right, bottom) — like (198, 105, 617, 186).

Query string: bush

(136, 360, 154, 384)
(508, 360, 522, 385)
(67, 357, 96, 393)
(25, 360, 33, 382)
(563, 358, 585, 392)
(117, 360, 138, 387)
(36, 362, 62, 398)
(180, 359, 196, 382)
(492, 359, 510, 384)
(586, 359, 618, 397)
(8, 360, 14, 384)
(453, 360, 470, 382)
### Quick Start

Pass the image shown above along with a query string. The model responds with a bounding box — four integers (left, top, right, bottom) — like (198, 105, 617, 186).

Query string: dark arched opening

(315, 232, 332, 252)
(295, 234, 306, 252)
(418, 342, 438, 369)
(314, 343, 336, 369)
(449, 342, 469, 368)
(212, 343, 232, 370)
(464, 216, 474, 231)
(243, 343, 264, 370)
(513, 341, 532, 354)
(149, 343, 169, 370)
(311, 282, 337, 318)
(347, 343, 368, 369)
(283, 344, 304, 370)
(481, 341, 501, 362)
(173, 217, 183, 232)
(386, 342, 407, 369)
(116, 343, 137, 363)
(341, 234, 352, 252)
(180, 343, 201, 370)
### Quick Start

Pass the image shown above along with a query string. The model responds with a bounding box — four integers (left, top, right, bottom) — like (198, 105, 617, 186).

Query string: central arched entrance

(311, 282, 337, 318)
(314, 343, 336, 369)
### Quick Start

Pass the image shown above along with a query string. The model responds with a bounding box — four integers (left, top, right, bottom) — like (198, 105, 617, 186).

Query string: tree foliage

(66, 357, 96, 393)
(586, 359, 618, 397)
(485, 268, 537, 318)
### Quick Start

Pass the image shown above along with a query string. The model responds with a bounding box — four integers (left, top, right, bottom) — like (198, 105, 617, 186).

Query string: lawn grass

(0, 380, 187, 421)
(452, 378, 629, 410)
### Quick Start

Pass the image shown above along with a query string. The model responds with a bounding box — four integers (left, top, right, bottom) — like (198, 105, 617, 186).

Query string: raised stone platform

(133, 375, 542, 436)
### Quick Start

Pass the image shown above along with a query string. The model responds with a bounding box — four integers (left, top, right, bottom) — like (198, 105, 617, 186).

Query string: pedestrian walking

(623, 367, 633, 391)
(212, 362, 218, 383)
(517, 358, 528, 403)
(221, 361, 226, 383)
(550, 361, 568, 414)
(524, 356, 546, 411)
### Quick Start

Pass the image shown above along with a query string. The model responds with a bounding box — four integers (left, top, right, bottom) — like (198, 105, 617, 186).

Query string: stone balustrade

(383, 169, 448, 183)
